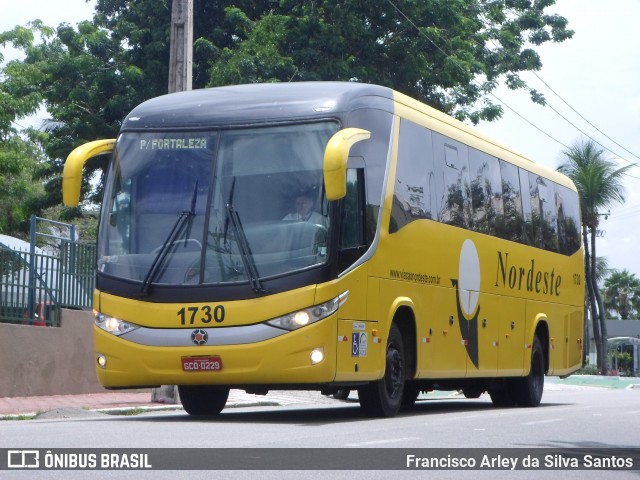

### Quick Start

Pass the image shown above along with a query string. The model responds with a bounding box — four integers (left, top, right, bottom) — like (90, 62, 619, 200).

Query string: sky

(2, 0, 640, 275)
(475, 0, 640, 277)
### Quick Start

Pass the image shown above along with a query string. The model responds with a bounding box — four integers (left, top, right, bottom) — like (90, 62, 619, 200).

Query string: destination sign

(140, 138, 208, 150)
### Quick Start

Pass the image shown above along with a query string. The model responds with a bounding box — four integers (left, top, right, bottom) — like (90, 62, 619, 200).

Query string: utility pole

(152, 0, 194, 405)
(168, 0, 193, 93)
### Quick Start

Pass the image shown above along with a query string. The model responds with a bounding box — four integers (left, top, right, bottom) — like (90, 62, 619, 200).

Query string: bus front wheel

(358, 323, 405, 417)
(178, 385, 230, 415)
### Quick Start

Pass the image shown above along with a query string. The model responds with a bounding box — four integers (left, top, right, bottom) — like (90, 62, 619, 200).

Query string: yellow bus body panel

(90, 86, 585, 390)
(95, 263, 390, 387)
(94, 318, 338, 387)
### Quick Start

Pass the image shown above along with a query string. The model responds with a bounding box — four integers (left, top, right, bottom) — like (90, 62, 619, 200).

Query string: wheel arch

(386, 298, 418, 380)
(529, 315, 550, 375)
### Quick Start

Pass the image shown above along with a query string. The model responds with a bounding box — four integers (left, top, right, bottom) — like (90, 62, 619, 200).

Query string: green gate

(0, 217, 96, 327)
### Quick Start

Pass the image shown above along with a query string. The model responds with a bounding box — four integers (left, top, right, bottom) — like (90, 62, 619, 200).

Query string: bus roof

(121, 81, 575, 192)
(122, 82, 394, 130)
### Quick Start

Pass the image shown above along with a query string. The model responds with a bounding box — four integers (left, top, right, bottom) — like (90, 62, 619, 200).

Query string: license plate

(181, 356, 223, 372)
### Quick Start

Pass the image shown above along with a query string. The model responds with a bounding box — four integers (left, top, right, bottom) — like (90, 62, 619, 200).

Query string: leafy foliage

(0, 130, 47, 237)
(603, 269, 640, 320)
(0, 0, 573, 220)
(558, 139, 631, 230)
(208, 1, 573, 123)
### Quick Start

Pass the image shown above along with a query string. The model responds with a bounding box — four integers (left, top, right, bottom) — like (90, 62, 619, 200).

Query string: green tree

(208, 0, 573, 123)
(1, 0, 573, 210)
(603, 269, 640, 320)
(1, 17, 147, 209)
(0, 131, 47, 237)
(557, 139, 632, 374)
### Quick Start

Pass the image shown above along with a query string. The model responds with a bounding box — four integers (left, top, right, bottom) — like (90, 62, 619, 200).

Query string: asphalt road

(2, 381, 639, 480)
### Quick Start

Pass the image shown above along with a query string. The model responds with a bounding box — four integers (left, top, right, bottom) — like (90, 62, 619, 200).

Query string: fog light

(310, 348, 324, 365)
(97, 354, 107, 369)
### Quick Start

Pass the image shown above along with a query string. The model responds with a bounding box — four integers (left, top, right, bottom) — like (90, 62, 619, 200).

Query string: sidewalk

(549, 374, 640, 390)
(0, 389, 281, 418)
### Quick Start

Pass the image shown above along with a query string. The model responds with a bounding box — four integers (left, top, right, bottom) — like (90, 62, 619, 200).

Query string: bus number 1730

(178, 305, 225, 325)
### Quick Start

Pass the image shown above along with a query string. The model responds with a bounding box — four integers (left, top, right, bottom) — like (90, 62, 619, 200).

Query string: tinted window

(519, 168, 533, 245)
(348, 108, 394, 242)
(527, 172, 558, 252)
(433, 133, 470, 228)
(538, 177, 559, 252)
(497, 160, 523, 242)
(390, 119, 435, 232)
(387, 119, 580, 256)
(556, 184, 581, 255)
(469, 150, 503, 235)
(342, 168, 366, 249)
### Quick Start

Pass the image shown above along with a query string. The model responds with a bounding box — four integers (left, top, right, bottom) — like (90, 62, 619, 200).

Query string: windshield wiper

(224, 178, 265, 295)
(226, 204, 265, 295)
(140, 182, 198, 295)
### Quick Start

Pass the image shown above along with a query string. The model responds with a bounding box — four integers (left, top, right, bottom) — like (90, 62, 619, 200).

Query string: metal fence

(58, 240, 96, 309)
(0, 237, 96, 327)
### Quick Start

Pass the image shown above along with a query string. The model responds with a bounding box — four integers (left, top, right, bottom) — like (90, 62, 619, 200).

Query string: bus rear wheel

(488, 383, 515, 407)
(462, 388, 483, 399)
(332, 389, 351, 400)
(358, 323, 405, 417)
(178, 385, 230, 415)
(512, 335, 545, 407)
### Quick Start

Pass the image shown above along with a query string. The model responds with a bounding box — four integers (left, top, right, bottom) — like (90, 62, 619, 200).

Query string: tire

(512, 335, 545, 407)
(489, 382, 516, 408)
(462, 388, 482, 399)
(332, 389, 351, 400)
(178, 385, 230, 415)
(401, 384, 421, 409)
(358, 324, 405, 417)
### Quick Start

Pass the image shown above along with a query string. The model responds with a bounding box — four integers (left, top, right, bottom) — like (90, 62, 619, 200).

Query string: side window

(528, 173, 559, 252)
(497, 160, 523, 242)
(468, 149, 503, 235)
(527, 172, 542, 248)
(108, 175, 132, 255)
(556, 185, 581, 255)
(341, 168, 366, 249)
(347, 108, 394, 226)
(519, 168, 533, 246)
(433, 133, 470, 228)
(538, 178, 558, 252)
(390, 119, 434, 233)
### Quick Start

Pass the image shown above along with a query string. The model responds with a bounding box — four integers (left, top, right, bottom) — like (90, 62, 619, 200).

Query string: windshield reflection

(98, 122, 338, 288)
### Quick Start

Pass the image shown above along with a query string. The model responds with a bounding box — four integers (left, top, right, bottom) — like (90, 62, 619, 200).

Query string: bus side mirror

(323, 128, 370, 200)
(62, 139, 116, 207)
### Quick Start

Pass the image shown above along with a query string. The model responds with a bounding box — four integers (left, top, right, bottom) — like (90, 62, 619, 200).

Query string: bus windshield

(98, 122, 339, 287)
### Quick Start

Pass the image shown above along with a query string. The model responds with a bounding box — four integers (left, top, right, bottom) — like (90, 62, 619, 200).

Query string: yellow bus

(63, 82, 584, 417)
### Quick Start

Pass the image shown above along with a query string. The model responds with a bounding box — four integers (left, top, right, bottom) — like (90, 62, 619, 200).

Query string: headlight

(266, 291, 348, 331)
(95, 311, 140, 336)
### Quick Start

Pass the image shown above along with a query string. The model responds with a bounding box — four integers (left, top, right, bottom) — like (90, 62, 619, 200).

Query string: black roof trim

(122, 82, 394, 130)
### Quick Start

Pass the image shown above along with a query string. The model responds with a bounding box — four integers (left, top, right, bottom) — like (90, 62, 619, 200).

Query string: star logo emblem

(191, 329, 208, 346)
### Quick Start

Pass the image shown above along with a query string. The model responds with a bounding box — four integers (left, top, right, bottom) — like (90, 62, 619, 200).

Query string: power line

(487, 89, 570, 150)
(385, 0, 640, 179)
(536, 91, 640, 173)
(474, 12, 640, 167)
(532, 72, 640, 163)
(385, 1, 569, 146)
(384, 0, 571, 151)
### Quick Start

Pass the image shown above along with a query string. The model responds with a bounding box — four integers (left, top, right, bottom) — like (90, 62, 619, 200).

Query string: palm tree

(603, 269, 640, 320)
(584, 256, 609, 361)
(557, 139, 632, 374)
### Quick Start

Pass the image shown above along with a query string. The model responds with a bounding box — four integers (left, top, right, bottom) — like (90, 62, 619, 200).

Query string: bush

(574, 364, 599, 375)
